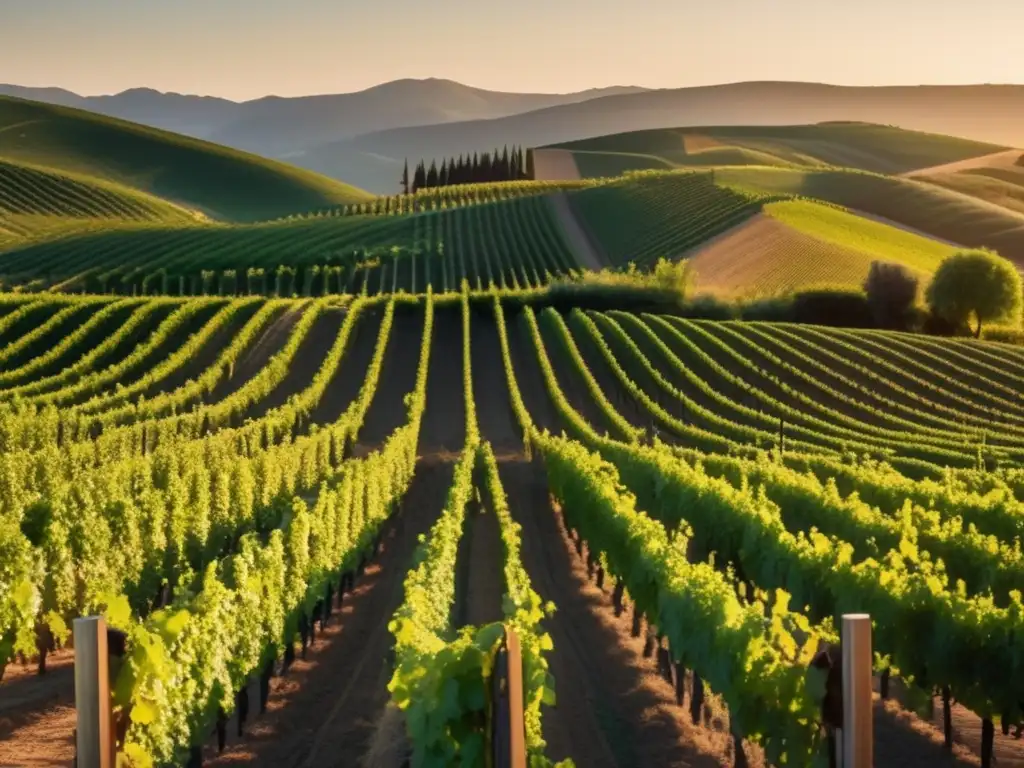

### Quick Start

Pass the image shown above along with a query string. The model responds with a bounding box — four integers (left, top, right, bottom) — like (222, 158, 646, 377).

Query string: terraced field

(3, 292, 1024, 767)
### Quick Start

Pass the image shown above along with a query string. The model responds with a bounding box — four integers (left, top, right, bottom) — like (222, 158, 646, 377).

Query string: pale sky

(2, 0, 1022, 100)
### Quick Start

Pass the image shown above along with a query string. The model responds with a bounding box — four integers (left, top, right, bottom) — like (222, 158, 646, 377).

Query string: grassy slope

(716, 166, 1024, 268)
(550, 123, 1008, 179)
(919, 167, 1024, 216)
(0, 96, 372, 223)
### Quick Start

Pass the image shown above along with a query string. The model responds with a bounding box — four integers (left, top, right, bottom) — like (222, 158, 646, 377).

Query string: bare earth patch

(532, 149, 581, 181)
(547, 192, 606, 272)
(682, 134, 724, 153)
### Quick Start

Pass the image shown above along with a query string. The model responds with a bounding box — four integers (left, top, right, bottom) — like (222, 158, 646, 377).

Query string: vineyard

(2, 289, 1024, 766)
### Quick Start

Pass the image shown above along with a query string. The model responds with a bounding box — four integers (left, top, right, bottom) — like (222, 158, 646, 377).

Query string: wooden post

(492, 627, 526, 768)
(841, 614, 872, 768)
(73, 616, 113, 768)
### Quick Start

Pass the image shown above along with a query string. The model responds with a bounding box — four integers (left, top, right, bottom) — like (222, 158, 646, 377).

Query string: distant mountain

(298, 82, 1024, 192)
(0, 79, 649, 157)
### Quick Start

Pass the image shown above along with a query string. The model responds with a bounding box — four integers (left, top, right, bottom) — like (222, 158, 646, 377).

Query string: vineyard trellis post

(491, 625, 527, 768)
(73, 616, 114, 768)
(841, 614, 873, 767)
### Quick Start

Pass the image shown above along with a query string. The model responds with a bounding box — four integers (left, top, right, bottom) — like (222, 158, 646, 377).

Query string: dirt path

(308, 306, 381, 426)
(503, 458, 729, 767)
(355, 305, 424, 451)
(421, 306, 465, 456)
(206, 459, 453, 768)
(0, 651, 76, 767)
(547, 192, 606, 272)
(903, 149, 1023, 179)
(532, 149, 581, 182)
(470, 307, 521, 454)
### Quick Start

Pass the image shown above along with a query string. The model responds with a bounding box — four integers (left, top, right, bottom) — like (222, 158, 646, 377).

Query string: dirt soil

(355, 305, 424, 451)
(0, 650, 76, 767)
(205, 459, 453, 768)
(532, 149, 582, 182)
(420, 306, 465, 456)
(507, 313, 561, 435)
(307, 306, 381, 427)
(547, 192, 606, 272)
(469, 308, 522, 454)
(502, 458, 732, 767)
(454, 501, 505, 629)
(209, 302, 301, 402)
(142, 301, 262, 397)
(244, 307, 345, 420)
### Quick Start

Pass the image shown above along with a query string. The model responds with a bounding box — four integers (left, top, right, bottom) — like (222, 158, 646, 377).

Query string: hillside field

(3, 103, 1024, 768)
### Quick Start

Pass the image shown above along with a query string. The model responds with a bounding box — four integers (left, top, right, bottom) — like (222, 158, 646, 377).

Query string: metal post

(74, 616, 113, 768)
(841, 614, 872, 768)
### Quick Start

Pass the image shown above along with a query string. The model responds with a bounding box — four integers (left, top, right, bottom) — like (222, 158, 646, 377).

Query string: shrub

(926, 249, 1023, 337)
(981, 325, 1024, 345)
(1016, 153, 1024, 168)
(739, 296, 795, 322)
(863, 261, 918, 330)
(790, 286, 874, 327)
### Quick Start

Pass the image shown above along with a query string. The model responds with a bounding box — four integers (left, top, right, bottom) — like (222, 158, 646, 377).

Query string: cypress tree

(426, 159, 439, 188)
(471, 152, 480, 182)
(501, 145, 511, 181)
(480, 152, 492, 182)
(412, 161, 427, 193)
(401, 159, 410, 195)
(439, 159, 449, 188)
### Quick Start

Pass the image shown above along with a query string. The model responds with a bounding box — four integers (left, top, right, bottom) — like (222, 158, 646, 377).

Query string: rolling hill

(0, 96, 371, 222)
(298, 82, 1024, 192)
(0, 79, 647, 159)
(545, 123, 1009, 177)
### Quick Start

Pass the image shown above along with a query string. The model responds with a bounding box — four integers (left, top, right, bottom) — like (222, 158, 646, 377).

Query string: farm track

(205, 458, 452, 768)
(421, 307, 465, 455)
(502, 458, 729, 768)
(470, 309, 521, 453)
(355, 306, 422, 451)
(306, 305, 380, 427)
(531, 149, 582, 182)
(245, 309, 346, 421)
(142, 300, 261, 397)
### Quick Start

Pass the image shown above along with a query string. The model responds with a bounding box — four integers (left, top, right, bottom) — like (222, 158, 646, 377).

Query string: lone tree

(863, 261, 918, 329)
(926, 249, 1023, 337)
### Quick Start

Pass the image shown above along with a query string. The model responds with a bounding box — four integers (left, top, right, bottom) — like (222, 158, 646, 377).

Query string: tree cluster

(401, 146, 530, 193)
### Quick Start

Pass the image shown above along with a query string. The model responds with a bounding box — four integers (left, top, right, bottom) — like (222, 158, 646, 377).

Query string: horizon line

(5, 77, 1024, 103)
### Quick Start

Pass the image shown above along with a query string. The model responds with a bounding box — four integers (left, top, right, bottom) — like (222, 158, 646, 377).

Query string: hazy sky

(2, 0, 1022, 100)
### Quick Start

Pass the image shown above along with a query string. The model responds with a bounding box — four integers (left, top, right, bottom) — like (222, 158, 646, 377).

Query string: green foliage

(863, 261, 919, 329)
(0, 95, 371, 222)
(926, 249, 1024, 336)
